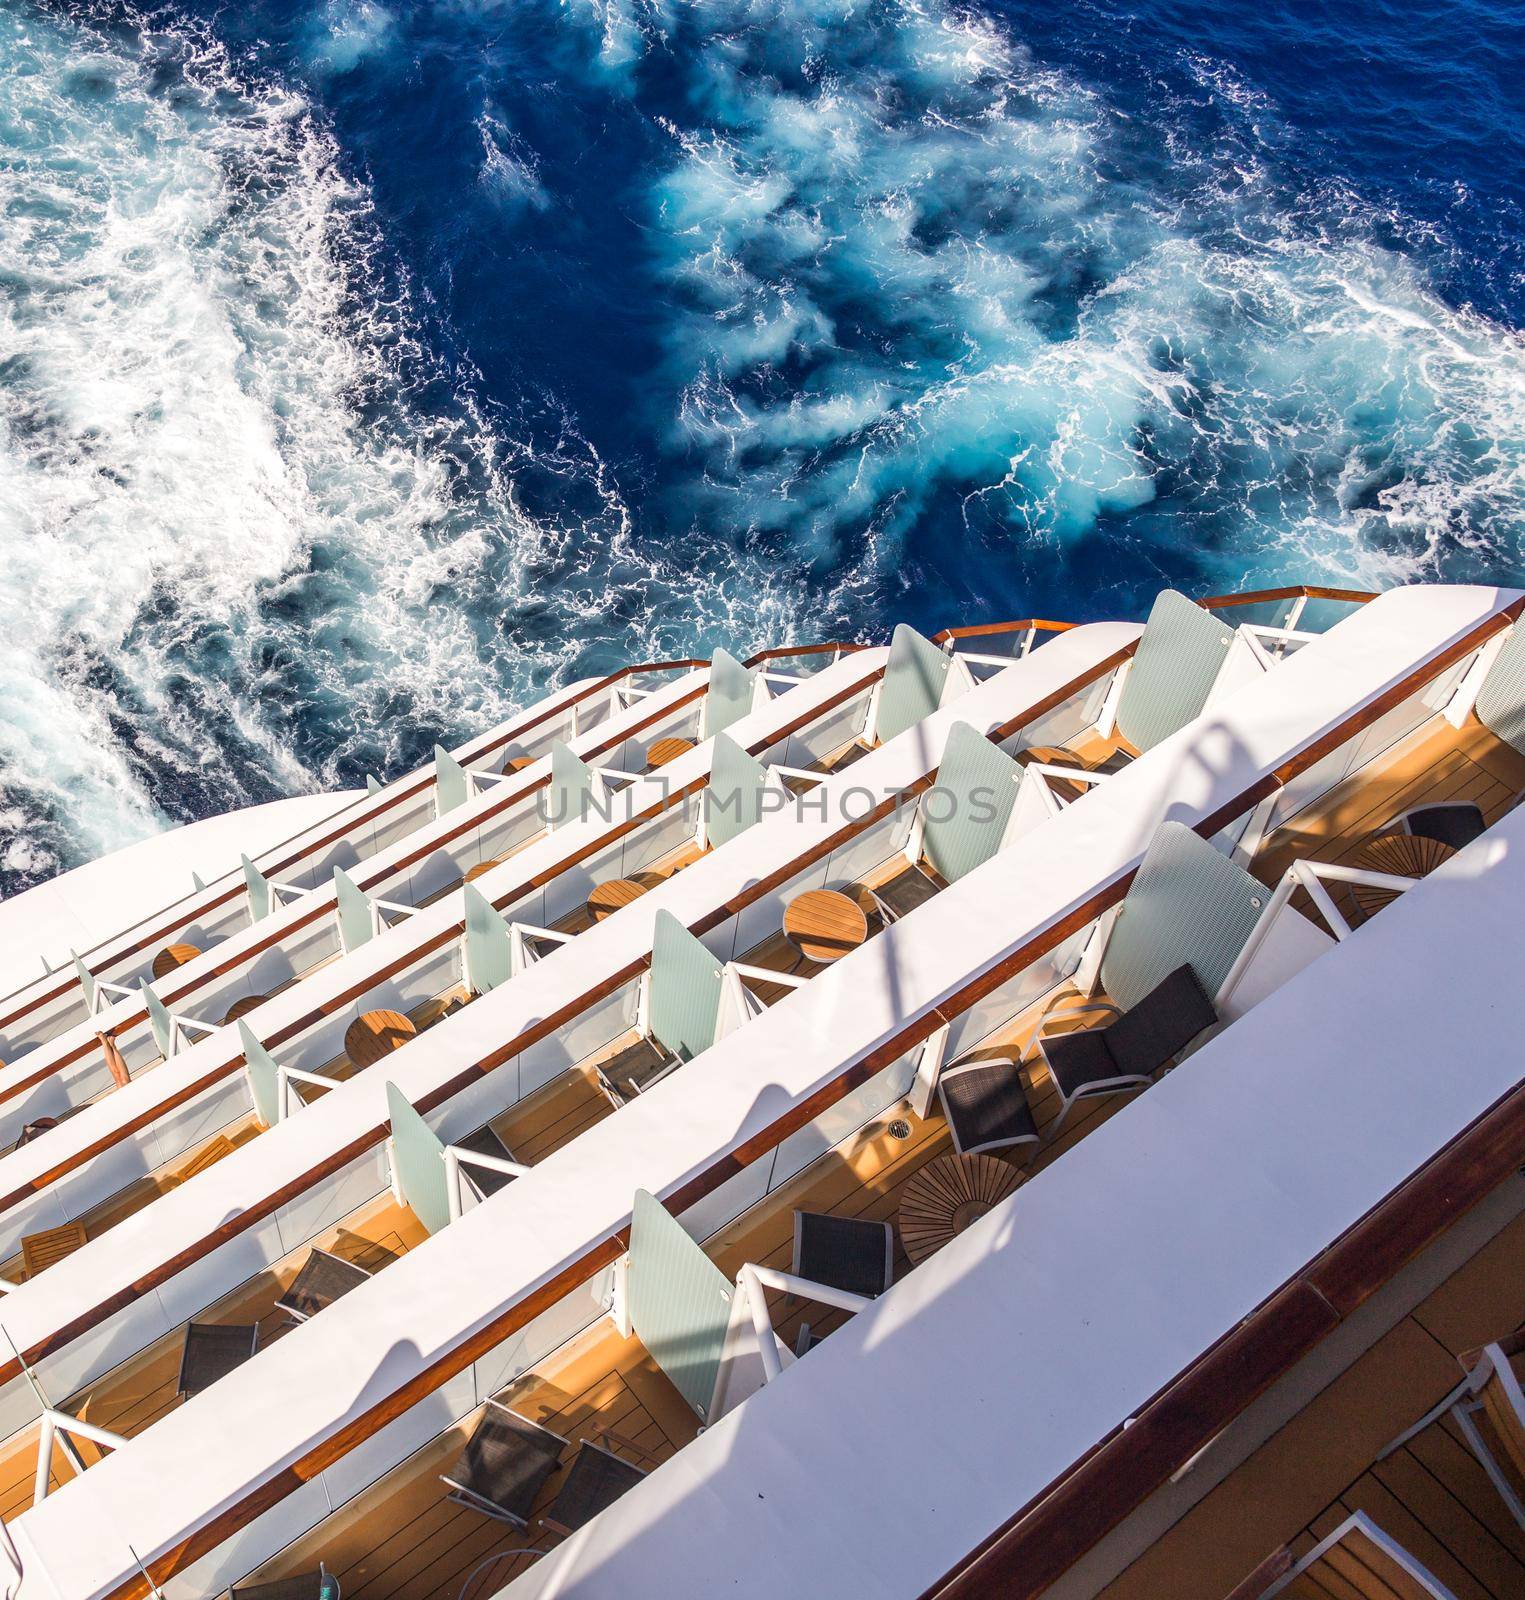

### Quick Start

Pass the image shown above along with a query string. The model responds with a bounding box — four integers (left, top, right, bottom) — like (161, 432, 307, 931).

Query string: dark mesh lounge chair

(937, 1055, 1041, 1159)
(595, 1037, 680, 1109)
(276, 1248, 373, 1324)
(441, 1402, 568, 1527)
(792, 1211, 894, 1299)
(1037, 964, 1216, 1131)
(863, 864, 943, 925)
(540, 1434, 656, 1537)
(178, 1322, 259, 1399)
(228, 1565, 337, 1600)
(1402, 803, 1486, 852)
(455, 1125, 519, 1201)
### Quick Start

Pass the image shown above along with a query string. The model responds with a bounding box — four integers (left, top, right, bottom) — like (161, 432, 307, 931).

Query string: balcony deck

(1098, 1206, 1525, 1600)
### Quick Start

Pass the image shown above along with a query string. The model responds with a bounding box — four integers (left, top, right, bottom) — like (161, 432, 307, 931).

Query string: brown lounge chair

(178, 1322, 259, 1399)
(936, 964, 1216, 1157)
(539, 1432, 658, 1536)
(275, 1248, 376, 1324)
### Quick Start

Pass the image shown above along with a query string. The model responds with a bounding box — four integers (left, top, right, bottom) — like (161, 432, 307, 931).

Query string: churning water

(1, 0, 1521, 892)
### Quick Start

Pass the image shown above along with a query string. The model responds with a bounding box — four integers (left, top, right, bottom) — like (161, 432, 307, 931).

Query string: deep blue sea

(1, 0, 1521, 892)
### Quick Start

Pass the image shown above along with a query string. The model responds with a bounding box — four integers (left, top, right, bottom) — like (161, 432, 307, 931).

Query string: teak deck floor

(1099, 1207, 1525, 1600)
(0, 1194, 429, 1526)
(239, 1101, 963, 1600)
(1253, 716, 1525, 925)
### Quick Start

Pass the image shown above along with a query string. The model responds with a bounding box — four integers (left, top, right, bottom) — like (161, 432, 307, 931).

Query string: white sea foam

(583, 0, 1525, 593)
(0, 4, 807, 887)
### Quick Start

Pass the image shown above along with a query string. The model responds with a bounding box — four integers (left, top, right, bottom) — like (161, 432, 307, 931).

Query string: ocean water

(0, 0, 1521, 893)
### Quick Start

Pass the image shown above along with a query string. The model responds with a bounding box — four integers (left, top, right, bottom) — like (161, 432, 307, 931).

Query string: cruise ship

(0, 582, 1521, 1600)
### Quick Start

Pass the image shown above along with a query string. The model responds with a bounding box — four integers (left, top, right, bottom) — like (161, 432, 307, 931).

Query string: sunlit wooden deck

(0, 1192, 429, 1526)
(1098, 1210, 1525, 1600)
(1254, 715, 1525, 924)
(236, 1095, 964, 1600)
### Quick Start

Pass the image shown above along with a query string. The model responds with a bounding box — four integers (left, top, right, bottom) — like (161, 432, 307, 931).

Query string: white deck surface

(0, 793, 358, 997)
(8, 584, 1512, 1600)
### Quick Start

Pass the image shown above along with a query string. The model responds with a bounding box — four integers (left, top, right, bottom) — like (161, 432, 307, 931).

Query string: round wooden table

(464, 857, 506, 884)
(1351, 832, 1456, 919)
(782, 889, 869, 966)
(899, 1152, 1022, 1265)
(221, 993, 268, 1026)
(647, 736, 695, 770)
(151, 942, 201, 980)
(587, 877, 651, 923)
(344, 1009, 418, 1069)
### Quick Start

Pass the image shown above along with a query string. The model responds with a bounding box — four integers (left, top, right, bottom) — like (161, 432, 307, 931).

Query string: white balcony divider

(626, 1188, 735, 1422)
(332, 867, 374, 955)
(1114, 588, 1237, 753)
(241, 855, 272, 924)
(702, 650, 759, 741)
(238, 1023, 281, 1131)
(385, 1083, 451, 1237)
(433, 745, 470, 818)
(872, 624, 951, 745)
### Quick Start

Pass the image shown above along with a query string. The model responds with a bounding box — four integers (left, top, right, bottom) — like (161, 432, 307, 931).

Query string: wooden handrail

(1198, 584, 1378, 610)
(931, 619, 1077, 645)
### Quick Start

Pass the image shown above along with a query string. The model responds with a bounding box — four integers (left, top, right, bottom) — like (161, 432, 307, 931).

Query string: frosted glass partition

(649, 911, 724, 1062)
(628, 1188, 734, 1421)
(1115, 589, 1235, 754)
(702, 649, 757, 741)
(1101, 823, 1267, 1009)
(758, 682, 874, 770)
(704, 734, 772, 850)
(921, 722, 1024, 885)
(242, 856, 272, 923)
(334, 867, 373, 953)
(876, 624, 952, 744)
(433, 746, 470, 816)
(1265, 654, 1473, 835)
(542, 742, 599, 832)
(1003, 670, 1116, 760)
(463, 885, 511, 997)
(385, 1082, 449, 1236)
(239, 1023, 280, 1131)
(1475, 624, 1525, 755)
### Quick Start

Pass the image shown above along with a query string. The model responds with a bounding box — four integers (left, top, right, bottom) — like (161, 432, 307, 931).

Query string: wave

(0, 2, 819, 893)
(3, 0, 1522, 894)
(556, 0, 1525, 591)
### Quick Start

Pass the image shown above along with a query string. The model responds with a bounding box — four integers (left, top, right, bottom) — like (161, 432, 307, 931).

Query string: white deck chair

(1377, 1333, 1525, 1532)
(1255, 1512, 1459, 1600)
